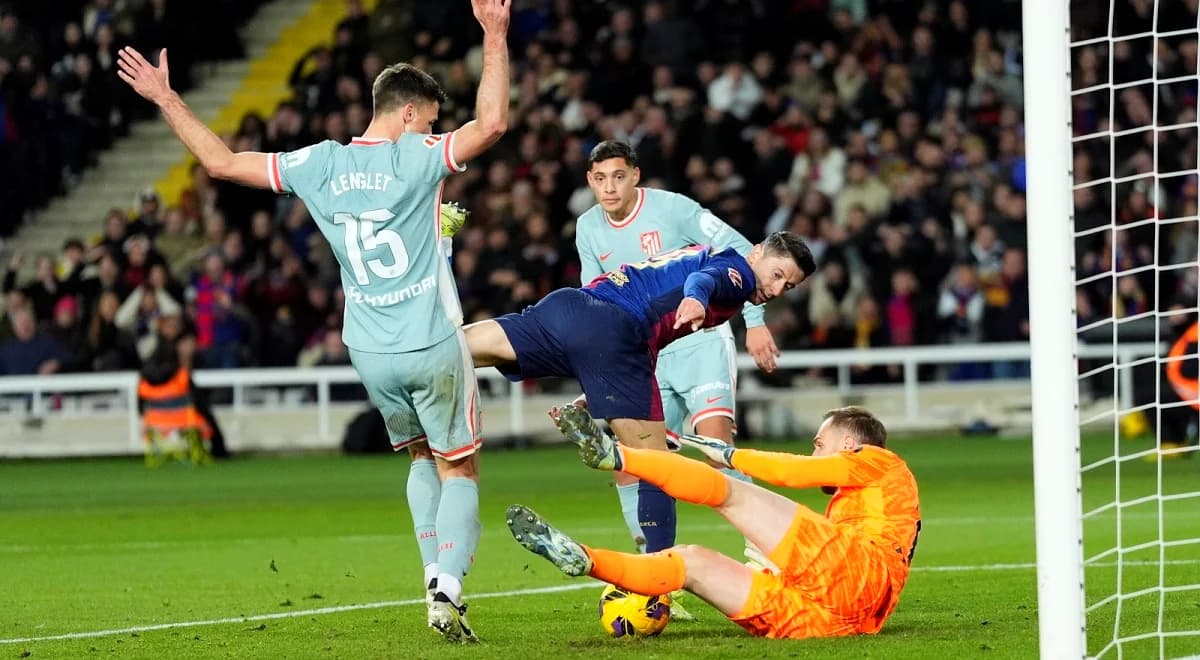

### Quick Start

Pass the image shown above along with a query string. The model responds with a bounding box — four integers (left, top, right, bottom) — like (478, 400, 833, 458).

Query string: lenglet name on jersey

(330, 172, 393, 196)
(345, 276, 436, 307)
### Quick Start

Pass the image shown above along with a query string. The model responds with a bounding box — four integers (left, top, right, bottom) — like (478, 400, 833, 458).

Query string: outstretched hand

(116, 47, 172, 105)
(673, 297, 706, 331)
(471, 0, 511, 35)
(677, 433, 736, 468)
(746, 325, 781, 373)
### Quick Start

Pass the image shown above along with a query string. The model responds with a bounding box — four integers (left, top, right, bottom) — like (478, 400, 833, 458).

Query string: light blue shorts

(656, 330, 737, 443)
(349, 329, 482, 459)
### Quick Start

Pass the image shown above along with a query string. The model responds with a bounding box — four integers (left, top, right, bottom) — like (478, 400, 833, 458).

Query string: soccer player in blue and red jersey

(465, 231, 815, 555)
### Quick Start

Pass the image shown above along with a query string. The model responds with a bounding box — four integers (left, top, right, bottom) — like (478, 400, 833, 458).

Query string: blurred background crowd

(0, 0, 1195, 388)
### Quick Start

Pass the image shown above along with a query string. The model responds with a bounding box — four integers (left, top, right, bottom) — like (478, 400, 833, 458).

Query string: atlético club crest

(640, 231, 662, 257)
(727, 268, 743, 288)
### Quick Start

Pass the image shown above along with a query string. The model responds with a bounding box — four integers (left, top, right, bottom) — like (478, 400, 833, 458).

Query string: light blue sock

(722, 467, 753, 484)
(406, 458, 441, 574)
(435, 477, 480, 603)
(616, 482, 645, 552)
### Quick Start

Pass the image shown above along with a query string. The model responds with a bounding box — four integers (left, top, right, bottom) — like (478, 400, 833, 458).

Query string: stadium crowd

(0, 0, 1196, 387)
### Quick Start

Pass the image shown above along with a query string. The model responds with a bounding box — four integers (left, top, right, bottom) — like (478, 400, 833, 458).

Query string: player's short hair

(588, 140, 638, 169)
(371, 63, 447, 114)
(762, 231, 817, 279)
(822, 406, 888, 448)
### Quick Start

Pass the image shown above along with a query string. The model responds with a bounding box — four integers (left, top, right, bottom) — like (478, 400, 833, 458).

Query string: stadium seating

(0, 0, 1192, 395)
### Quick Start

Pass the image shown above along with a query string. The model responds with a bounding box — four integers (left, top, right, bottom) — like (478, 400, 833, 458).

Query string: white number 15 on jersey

(334, 209, 410, 285)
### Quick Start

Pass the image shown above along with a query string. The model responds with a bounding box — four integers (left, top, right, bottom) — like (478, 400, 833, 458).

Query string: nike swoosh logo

(599, 252, 613, 261)
(705, 396, 722, 404)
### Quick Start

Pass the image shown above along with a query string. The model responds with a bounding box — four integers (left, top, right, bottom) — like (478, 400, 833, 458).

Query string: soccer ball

(598, 584, 671, 638)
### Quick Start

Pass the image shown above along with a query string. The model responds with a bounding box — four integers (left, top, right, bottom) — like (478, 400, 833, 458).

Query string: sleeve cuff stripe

(444, 132, 465, 173)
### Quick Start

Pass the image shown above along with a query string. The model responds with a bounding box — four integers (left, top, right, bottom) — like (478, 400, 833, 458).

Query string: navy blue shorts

(494, 288, 663, 421)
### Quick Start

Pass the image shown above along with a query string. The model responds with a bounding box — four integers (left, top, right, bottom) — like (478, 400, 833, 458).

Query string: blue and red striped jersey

(582, 246, 757, 352)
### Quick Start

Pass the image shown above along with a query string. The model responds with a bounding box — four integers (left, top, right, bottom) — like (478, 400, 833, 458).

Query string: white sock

(437, 573, 463, 606)
(424, 563, 439, 587)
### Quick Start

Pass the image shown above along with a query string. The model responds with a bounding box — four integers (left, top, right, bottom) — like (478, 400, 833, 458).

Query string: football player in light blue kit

(575, 141, 783, 584)
(116, 0, 512, 643)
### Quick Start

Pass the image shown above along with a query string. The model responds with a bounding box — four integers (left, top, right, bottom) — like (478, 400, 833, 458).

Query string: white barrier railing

(0, 341, 1160, 454)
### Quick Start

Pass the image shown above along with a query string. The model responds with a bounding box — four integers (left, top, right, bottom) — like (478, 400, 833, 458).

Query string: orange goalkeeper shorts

(729, 506, 896, 639)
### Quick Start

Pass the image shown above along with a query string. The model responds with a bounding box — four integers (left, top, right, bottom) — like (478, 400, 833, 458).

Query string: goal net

(1026, 1, 1200, 658)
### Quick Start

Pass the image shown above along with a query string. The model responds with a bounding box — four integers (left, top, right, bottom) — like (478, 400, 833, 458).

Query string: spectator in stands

(49, 296, 88, 372)
(85, 290, 139, 371)
(0, 306, 70, 376)
(983, 248, 1031, 378)
(708, 62, 763, 122)
(116, 270, 182, 362)
(807, 254, 866, 333)
(788, 127, 846, 199)
(3, 253, 62, 322)
(57, 238, 87, 292)
(187, 252, 245, 369)
(0, 8, 36, 65)
(850, 295, 891, 383)
(835, 160, 891, 227)
(129, 189, 163, 239)
(155, 206, 207, 279)
(1, 0, 1191, 388)
(938, 262, 988, 380)
(78, 249, 126, 322)
(89, 209, 130, 264)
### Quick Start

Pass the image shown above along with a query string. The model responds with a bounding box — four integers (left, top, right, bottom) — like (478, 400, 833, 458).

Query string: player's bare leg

(426, 452, 481, 643)
(692, 416, 775, 571)
(462, 319, 518, 367)
(507, 505, 755, 617)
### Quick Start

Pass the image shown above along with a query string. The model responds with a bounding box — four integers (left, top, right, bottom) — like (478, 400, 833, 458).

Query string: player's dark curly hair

(372, 63, 447, 114)
(823, 406, 888, 448)
(762, 231, 817, 279)
(588, 140, 638, 169)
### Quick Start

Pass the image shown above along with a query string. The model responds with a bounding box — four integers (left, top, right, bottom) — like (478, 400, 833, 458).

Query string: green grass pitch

(1, 435, 1198, 659)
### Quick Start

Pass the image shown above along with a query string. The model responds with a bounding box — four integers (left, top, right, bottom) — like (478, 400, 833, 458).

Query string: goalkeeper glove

(440, 201, 470, 239)
(676, 433, 736, 468)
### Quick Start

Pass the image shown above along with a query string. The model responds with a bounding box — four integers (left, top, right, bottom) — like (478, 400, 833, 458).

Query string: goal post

(1023, 1, 1088, 658)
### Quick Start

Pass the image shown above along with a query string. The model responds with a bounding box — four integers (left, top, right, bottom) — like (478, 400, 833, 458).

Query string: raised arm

(451, 0, 511, 166)
(117, 47, 270, 189)
(731, 449, 884, 489)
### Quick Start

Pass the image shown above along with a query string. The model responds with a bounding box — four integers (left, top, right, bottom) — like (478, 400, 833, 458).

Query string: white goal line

(2, 559, 1198, 646)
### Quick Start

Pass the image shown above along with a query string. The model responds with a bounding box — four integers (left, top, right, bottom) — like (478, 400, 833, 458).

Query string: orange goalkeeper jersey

(731, 445, 922, 578)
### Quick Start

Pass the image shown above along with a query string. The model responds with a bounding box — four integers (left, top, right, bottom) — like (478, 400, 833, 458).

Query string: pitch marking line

(4, 559, 1200, 645)
(0, 582, 599, 645)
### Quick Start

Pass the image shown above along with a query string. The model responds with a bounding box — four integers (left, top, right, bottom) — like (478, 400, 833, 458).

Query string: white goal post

(1023, 0, 1088, 658)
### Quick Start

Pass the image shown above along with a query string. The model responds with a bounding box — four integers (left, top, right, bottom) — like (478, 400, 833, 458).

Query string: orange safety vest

(138, 368, 212, 438)
(1166, 322, 1199, 411)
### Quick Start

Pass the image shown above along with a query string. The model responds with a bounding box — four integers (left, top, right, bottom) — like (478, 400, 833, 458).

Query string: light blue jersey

(269, 133, 466, 353)
(575, 186, 767, 438)
(575, 187, 766, 357)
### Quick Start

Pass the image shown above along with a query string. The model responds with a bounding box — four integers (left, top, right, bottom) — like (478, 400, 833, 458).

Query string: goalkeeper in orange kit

(508, 404, 921, 639)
